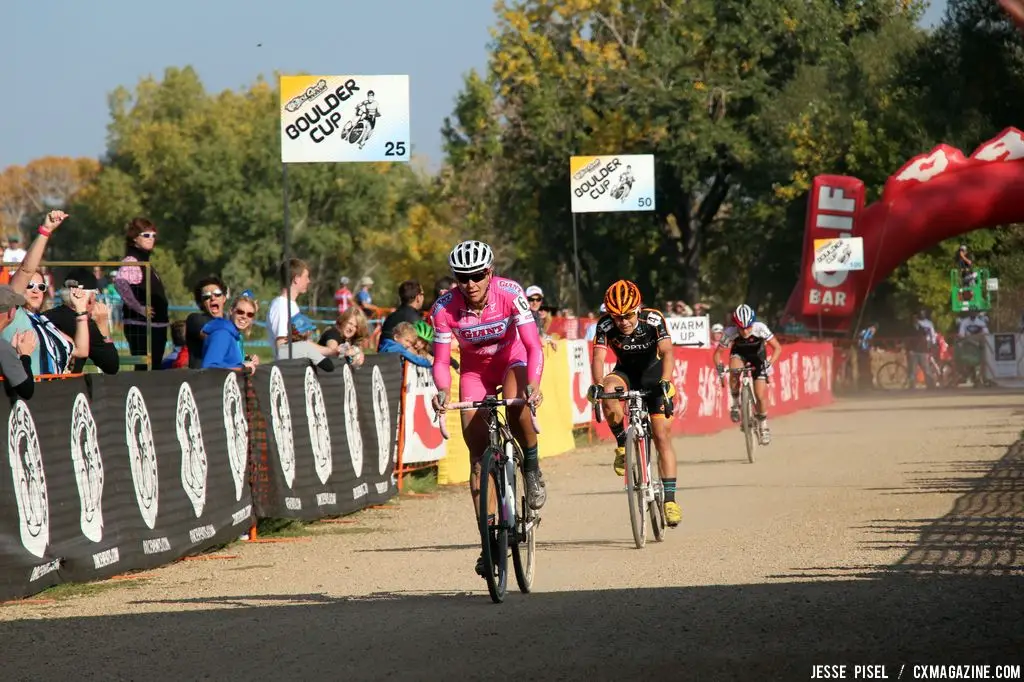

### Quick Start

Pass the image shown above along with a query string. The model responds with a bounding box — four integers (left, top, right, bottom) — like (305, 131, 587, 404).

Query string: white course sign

(280, 74, 410, 163)
(569, 154, 655, 213)
(666, 315, 710, 347)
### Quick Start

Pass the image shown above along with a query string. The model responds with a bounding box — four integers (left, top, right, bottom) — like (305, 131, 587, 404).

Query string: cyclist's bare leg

(462, 408, 498, 576)
(651, 413, 681, 525)
(503, 364, 546, 509)
(753, 377, 769, 418)
(601, 374, 629, 475)
(728, 355, 744, 421)
(461, 409, 494, 520)
(600, 373, 628, 432)
(753, 377, 772, 444)
(502, 365, 537, 450)
(651, 415, 677, 481)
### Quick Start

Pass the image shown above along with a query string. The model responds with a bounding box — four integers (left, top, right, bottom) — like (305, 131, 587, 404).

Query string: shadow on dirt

(2, 443, 1023, 680)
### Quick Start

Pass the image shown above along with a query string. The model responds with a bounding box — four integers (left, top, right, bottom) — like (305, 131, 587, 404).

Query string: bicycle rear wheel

(741, 384, 756, 463)
(875, 361, 908, 390)
(510, 440, 536, 594)
(624, 428, 647, 549)
(647, 435, 665, 542)
(478, 446, 509, 603)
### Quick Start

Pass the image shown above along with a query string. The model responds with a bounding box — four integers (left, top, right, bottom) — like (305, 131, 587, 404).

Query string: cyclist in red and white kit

(430, 240, 547, 578)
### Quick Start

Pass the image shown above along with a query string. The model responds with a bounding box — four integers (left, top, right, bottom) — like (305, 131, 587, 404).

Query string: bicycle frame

(595, 386, 665, 547)
(436, 394, 542, 602)
(728, 365, 761, 463)
(596, 389, 654, 492)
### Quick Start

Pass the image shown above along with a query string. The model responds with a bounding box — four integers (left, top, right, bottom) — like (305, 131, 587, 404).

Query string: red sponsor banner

(786, 127, 1024, 331)
(799, 175, 864, 318)
(590, 341, 834, 439)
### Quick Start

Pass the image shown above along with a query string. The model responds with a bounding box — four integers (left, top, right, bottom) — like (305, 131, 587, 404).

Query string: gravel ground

(2, 390, 1022, 681)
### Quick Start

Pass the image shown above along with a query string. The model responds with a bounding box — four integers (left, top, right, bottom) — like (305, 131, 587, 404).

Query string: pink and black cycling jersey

(430, 277, 544, 398)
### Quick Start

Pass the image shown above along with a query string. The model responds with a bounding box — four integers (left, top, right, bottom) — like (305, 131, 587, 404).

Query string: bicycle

(875, 354, 955, 389)
(727, 365, 761, 464)
(595, 387, 665, 549)
(438, 394, 541, 604)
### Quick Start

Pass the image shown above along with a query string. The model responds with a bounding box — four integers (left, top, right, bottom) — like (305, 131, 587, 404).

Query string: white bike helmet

(448, 240, 494, 275)
(732, 303, 756, 328)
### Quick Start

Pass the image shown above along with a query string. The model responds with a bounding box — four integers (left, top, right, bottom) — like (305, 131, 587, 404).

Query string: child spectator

(378, 321, 431, 368)
(163, 321, 189, 369)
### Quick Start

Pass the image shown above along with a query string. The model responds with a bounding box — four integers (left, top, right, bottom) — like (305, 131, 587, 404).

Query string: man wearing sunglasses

(185, 276, 228, 369)
(43, 268, 120, 374)
(587, 279, 682, 528)
(429, 239, 547, 579)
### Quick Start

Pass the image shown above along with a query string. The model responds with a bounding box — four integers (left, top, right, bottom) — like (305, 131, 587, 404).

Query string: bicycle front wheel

(647, 435, 665, 542)
(510, 440, 536, 594)
(741, 384, 756, 464)
(478, 446, 509, 603)
(624, 428, 647, 549)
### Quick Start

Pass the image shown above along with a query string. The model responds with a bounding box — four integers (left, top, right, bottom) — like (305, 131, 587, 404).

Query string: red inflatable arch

(784, 127, 1024, 331)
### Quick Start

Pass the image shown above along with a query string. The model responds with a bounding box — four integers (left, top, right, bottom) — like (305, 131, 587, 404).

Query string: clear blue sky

(2, 0, 948, 174)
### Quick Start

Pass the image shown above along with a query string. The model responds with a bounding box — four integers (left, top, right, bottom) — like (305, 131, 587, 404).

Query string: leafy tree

(64, 67, 434, 308)
(442, 0, 928, 315)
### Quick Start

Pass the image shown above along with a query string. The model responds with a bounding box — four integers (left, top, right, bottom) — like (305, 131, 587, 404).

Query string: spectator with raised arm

(2, 210, 91, 376)
(114, 217, 169, 370)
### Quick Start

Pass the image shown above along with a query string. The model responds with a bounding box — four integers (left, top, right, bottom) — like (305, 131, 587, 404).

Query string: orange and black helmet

(603, 279, 642, 316)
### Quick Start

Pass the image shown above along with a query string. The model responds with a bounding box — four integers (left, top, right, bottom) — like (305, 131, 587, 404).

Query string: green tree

(442, 0, 928, 315)
(66, 67, 435, 308)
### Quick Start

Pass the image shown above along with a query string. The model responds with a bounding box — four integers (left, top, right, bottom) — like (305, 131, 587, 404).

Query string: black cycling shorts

(609, 362, 673, 417)
(729, 350, 771, 382)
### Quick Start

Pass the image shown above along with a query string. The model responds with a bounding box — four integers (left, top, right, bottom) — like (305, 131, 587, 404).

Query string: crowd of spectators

(0, 209, 464, 400)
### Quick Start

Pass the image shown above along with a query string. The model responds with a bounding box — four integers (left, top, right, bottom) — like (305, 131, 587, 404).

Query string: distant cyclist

(587, 280, 681, 527)
(712, 304, 782, 445)
(430, 240, 547, 578)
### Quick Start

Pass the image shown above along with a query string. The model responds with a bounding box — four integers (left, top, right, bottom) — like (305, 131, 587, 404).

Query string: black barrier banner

(0, 382, 81, 600)
(315, 362, 372, 516)
(251, 360, 337, 519)
(87, 370, 253, 573)
(351, 354, 401, 506)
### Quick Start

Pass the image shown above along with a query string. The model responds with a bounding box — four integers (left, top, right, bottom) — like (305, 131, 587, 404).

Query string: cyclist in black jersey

(586, 280, 682, 527)
(711, 303, 782, 445)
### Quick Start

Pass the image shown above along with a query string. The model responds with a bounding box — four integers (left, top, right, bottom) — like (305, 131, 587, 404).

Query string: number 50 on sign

(280, 74, 411, 163)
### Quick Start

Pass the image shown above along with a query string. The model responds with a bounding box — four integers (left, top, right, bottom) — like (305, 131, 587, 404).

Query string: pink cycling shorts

(459, 350, 528, 402)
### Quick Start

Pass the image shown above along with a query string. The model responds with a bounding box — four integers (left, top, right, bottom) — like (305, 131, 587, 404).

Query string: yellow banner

(437, 344, 577, 485)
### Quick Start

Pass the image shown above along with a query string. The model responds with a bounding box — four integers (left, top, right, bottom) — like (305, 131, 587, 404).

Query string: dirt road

(2, 391, 1023, 680)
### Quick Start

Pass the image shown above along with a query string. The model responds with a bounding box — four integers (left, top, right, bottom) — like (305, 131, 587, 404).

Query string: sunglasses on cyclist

(234, 308, 255, 318)
(611, 311, 638, 322)
(455, 270, 489, 284)
(201, 289, 224, 300)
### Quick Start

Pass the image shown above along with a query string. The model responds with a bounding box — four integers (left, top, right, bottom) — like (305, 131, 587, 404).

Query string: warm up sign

(570, 154, 656, 213)
(280, 74, 411, 163)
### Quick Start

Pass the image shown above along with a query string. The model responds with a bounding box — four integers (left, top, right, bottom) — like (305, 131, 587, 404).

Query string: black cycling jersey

(718, 322, 775, 363)
(593, 308, 670, 373)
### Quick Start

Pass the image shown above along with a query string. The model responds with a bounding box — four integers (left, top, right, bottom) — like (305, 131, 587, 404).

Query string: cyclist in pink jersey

(431, 240, 547, 578)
